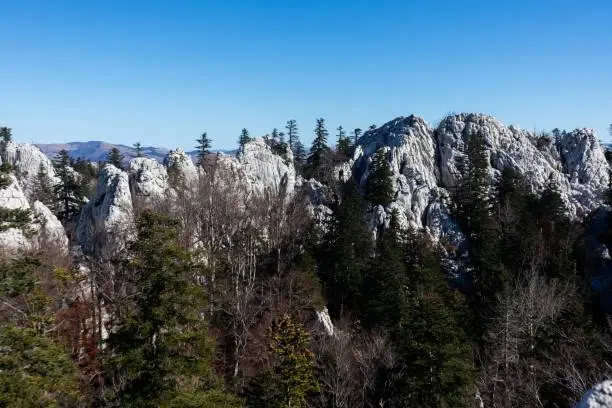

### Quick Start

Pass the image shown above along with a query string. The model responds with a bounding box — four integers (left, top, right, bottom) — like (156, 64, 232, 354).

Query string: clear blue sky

(1, 0, 611, 150)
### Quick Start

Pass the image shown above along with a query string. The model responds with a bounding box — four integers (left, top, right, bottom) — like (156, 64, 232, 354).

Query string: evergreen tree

(362, 210, 407, 329)
(336, 125, 351, 157)
(248, 315, 318, 408)
(0, 126, 12, 143)
(366, 148, 394, 207)
(0, 326, 86, 407)
(52, 149, 85, 223)
(238, 128, 252, 154)
(352, 128, 362, 145)
(285, 119, 298, 149)
(305, 118, 330, 179)
(105, 210, 242, 408)
(271, 128, 280, 143)
(368, 124, 377, 130)
(318, 182, 372, 317)
(393, 240, 475, 407)
(133, 142, 143, 157)
(195, 132, 212, 166)
(33, 163, 55, 208)
(106, 147, 125, 170)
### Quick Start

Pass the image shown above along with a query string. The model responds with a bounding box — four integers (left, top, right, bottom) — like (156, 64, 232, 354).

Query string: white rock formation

(352, 113, 609, 241)
(0, 175, 68, 255)
(33, 200, 69, 254)
(1, 141, 58, 197)
(578, 380, 612, 408)
(237, 139, 296, 197)
(128, 157, 169, 204)
(164, 148, 198, 187)
(77, 164, 134, 258)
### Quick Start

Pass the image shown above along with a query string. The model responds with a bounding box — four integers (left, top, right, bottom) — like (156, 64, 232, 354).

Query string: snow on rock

(237, 139, 296, 197)
(33, 200, 69, 254)
(128, 157, 169, 204)
(0, 141, 58, 197)
(77, 164, 134, 258)
(578, 380, 612, 408)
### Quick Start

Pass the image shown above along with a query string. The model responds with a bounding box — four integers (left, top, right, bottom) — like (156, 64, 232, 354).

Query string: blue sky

(1, 0, 611, 150)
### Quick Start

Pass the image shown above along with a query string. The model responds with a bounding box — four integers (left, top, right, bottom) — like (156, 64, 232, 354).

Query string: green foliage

(351, 128, 362, 145)
(0, 326, 86, 407)
(336, 125, 351, 157)
(106, 147, 125, 170)
(0, 126, 12, 143)
(33, 163, 55, 208)
(318, 182, 372, 317)
(248, 314, 318, 408)
(105, 210, 241, 407)
(285, 119, 298, 149)
(0, 257, 40, 298)
(305, 118, 331, 179)
(195, 132, 212, 166)
(52, 149, 86, 222)
(366, 148, 394, 207)
(238, 128, 253, 154)
(133, 142, 143, 157)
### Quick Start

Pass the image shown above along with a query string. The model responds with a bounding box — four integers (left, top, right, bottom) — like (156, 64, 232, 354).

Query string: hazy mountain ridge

(36, 141, 235, 163)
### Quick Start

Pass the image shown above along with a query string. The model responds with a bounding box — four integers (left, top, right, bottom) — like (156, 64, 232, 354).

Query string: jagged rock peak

(163, 148, 198, 185)
(237, 138, 296, 196)
(0, 141, 58, 198)
(128, 157, 169, 203)
(77, 164, 134, 258)
(435, 113, 609, 217)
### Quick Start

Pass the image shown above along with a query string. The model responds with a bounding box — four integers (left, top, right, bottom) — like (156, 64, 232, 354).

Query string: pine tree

(133, 142, 143, 157)
(389, 234, 475, 407)
(0, 126, 12, 143)
(195, 132, 212, 166)
(366, 148, 394, 206)
(33, 163, 55, 208)
(368, 124, 376, 130)
(305, 118, 330, 179)
(318, 181, 372, 317)
(352, 128, 362, 145)
(52, 149, 85, 223)
(362, 210, 407, 329)
(271, 128, 280, 143)
(105, 210, 242, 408)
(248, 314, 318, 408)
(106, 147, 125, 170)
(336, 125, 351, 157)
(238, 128, 252, 154)
(285, 119, 298, 149)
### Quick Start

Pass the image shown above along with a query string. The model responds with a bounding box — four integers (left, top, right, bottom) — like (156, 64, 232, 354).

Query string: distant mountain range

(36, 141, 235, 163)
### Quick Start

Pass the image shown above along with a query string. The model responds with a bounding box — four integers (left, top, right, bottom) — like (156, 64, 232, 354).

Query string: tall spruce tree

(106, 147, 125, 170)
(52, 150, 85, 223)
(285, 119, 298, 149)
(318, 181, 372, 317)
(336, 125, 351, 157)
(133, 142, 143, 157)
(352, 128, 362, 145)
(238, 128, 252, 155)
(366, 148, 394, 206)
(0, 126, 12, 143)
(195, 132, 212, 166)
(305, 118, 330, 179)
(105, 211, 242, 408)
(33, 163, 55, 209)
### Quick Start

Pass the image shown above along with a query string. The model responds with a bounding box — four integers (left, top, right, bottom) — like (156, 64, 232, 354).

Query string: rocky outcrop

(1, 141, 58, 197)
(77, 164, 134, 258)
(128, 157, 169, 204)
(578, 380, 612, 408)
(238, 139, 296, 196)
(352, 113, 609, 243)
(435, 113, 608, 217)
(0, 175, 68, 255)
(164, 148, 198, 187)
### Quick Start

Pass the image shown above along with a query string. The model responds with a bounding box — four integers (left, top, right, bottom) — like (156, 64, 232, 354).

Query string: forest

(0, 119, 611, 408)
